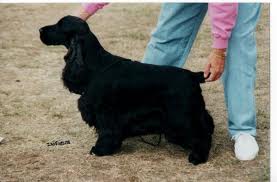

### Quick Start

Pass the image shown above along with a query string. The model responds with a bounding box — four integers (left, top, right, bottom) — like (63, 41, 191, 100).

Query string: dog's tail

(191, 71, 206, 83)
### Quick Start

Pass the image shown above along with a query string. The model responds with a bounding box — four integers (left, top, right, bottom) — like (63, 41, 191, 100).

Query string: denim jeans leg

(221, 3, 262, 137)
(142, 3, 208, 67)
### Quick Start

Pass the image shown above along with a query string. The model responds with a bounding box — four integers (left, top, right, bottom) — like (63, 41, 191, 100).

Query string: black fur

(40, 15, 214, 165)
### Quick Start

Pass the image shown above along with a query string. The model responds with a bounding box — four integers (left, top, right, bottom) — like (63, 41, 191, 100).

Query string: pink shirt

(208, 3, 238, 48)
(82, 3, 238, 49)
(82, 3, 108, 15)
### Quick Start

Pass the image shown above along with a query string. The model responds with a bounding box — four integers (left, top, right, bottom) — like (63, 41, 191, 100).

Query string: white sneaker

(0, 137, 4, 143)
(231, 133, 259, 161)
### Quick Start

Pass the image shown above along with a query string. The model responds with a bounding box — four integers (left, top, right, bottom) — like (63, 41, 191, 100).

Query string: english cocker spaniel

(39, 16, 214, 165)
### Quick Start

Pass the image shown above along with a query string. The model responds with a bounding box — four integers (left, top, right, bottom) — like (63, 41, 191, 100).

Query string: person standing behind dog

(74, 3, 261, 161)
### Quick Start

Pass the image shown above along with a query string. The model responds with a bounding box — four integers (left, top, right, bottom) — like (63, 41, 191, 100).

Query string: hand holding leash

(204, 48, 226, 82)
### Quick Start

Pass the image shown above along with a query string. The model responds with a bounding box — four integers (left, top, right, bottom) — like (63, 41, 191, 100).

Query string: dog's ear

(62, 35, 88, 94)
(64, 36, 83, 66)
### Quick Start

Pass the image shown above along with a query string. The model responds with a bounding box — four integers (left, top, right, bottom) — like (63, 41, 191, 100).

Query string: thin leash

(139, 134, 162, 147)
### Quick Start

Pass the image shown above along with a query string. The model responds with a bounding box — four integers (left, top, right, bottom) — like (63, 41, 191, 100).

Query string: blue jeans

(142, 3, 261, 137)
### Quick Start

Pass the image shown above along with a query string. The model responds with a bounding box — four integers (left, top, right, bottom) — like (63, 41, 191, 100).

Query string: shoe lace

(231, 133, 244, 141)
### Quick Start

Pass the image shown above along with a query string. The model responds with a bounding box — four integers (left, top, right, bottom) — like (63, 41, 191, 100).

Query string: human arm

(204, 3, 238, 81)
(74, 3, 109, 21)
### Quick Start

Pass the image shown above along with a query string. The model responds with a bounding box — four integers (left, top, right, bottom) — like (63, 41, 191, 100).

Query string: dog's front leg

(90, 111, 123, 156)
(78, 96, 96, 127)
(188, 135, 212, 165)
(90, 129, 122, 156)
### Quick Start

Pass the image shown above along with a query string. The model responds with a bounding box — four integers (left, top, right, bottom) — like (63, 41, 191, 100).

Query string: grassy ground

(0, 3, 270, 182)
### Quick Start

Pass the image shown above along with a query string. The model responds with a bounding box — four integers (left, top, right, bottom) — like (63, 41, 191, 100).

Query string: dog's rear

(191, 71, 206, 83)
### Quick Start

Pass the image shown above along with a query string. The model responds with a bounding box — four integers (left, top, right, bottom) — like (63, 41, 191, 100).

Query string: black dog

(40, 16, 214, 165)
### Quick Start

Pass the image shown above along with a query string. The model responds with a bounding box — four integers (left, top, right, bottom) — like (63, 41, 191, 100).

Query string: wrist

(78, 11, 91, 21)
(212, 48, 226, 60)
(213, 48, 226, 55)
(213, 48, 226, 53)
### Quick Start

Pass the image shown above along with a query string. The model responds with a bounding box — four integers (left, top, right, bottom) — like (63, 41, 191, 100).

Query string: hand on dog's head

(39, 15, 89, 47)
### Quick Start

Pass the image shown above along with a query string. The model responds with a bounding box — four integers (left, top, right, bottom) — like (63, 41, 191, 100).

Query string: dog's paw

(188, 152, 207, 165)
(90, 146, 106, 156)
(89, 146, 115, 156)
(89, 146, 98, 155)
(89, 146, 96, 155)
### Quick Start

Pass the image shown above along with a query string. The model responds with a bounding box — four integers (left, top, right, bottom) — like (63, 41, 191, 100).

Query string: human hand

(73, 8, 91, 21)
(204, 48, 226, 82)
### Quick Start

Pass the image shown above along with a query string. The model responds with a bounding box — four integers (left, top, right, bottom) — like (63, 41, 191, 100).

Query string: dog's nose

(39, 28, 43, 33)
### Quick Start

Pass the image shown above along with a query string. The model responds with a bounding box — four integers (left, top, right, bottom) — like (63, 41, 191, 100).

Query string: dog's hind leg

(183, 109, 213, 165)
(188, 134, 212, 165)
(163, 95, 191, 147)
(188, 110, 214, 165)
(90, 110, 123, 156)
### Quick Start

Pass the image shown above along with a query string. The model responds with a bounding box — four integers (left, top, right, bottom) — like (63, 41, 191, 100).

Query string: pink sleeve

(208, 3, 238, 49)
(82, 3, 109, 15)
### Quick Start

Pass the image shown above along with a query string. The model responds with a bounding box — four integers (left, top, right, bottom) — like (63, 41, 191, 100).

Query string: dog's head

(40, 15, 90, 47)
(40, 16, 97, 95)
